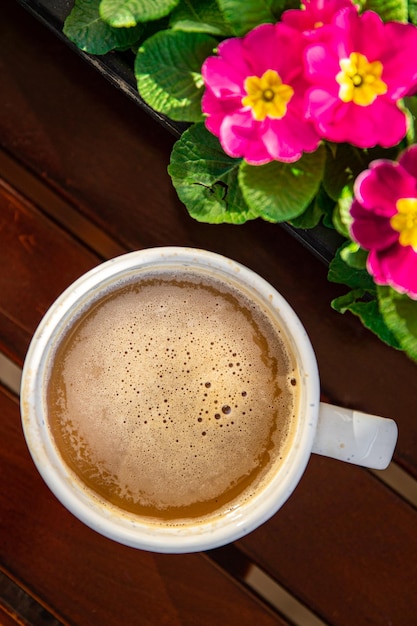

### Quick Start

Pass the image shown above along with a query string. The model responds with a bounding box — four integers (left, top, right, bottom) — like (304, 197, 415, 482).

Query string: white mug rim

(21, 247, 320, 553)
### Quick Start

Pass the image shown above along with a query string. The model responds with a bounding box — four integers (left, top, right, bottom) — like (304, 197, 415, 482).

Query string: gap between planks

(0, 568, 66, 626)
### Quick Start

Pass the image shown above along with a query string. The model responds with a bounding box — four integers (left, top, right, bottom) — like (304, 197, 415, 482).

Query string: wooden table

(1, 3, 417, 624)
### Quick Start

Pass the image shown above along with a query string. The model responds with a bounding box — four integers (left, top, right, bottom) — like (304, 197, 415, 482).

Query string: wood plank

(238, 455, 417, 626)
(0, 384, 284, 626)
(0, 180, 99, 364)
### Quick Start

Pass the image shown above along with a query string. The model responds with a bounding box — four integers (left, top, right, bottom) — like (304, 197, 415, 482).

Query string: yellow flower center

(242, 69, 294, 121)
(336, 52, 387, 106)
(391, 198, 417, 250)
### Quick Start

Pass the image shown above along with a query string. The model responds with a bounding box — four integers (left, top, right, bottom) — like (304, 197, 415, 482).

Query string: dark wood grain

(0, 180, 99, 364)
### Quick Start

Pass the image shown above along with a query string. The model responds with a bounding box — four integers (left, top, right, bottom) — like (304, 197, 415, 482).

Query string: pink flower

(304, 8, 417, 148)
(350, 146, 417, 299)
(282, 0, 355, 40)
(201, 23, 321, 165)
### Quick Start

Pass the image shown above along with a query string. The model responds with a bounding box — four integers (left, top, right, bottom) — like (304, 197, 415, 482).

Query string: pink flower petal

(368, 244, 417, 298)
(306, 91, 407, 148)
(379, 22, 417, 99)
(214, 38, 249, 80)
(202, 87, 242, 116)
(304, 44, 340, 90)
(218, 112, 271, 164)
(343, 10, 385, 60)
(398, 145, 417, 181)
(335, 104, 378, 147)
(354, 161, 416, 214)
(261, 115, 320, 163)
(350, 201, 399, 250)
(241, 24, 281, 76)
(362, 99, 407, 148)
(305, 87, 340, 127)
(202, 88, 243, 136)
(283, 0, 356, 39)
(202, 57, 245, 98)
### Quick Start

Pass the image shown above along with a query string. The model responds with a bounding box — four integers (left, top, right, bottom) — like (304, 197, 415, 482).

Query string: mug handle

(312, 402, 398, 470)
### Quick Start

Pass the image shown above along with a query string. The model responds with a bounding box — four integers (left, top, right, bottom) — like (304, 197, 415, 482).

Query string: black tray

(16, 0, 343, 265)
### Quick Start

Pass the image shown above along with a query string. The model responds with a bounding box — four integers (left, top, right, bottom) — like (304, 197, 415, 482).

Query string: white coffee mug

(20, 247, 397, 553)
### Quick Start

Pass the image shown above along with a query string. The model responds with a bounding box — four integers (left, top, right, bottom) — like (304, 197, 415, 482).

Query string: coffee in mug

(47, 270, 298, 525)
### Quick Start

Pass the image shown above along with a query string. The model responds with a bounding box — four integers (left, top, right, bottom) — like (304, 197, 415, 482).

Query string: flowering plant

(64, 0, 417, 364)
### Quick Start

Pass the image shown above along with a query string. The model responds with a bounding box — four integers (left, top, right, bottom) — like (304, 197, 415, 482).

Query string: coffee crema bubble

(47, 272, 298, 524)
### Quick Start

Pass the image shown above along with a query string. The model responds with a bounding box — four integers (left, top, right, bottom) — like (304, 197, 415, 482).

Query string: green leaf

(410, 0, 417, 24)
(361, 0, 407, 22)
(170, 0, 232, 36)
(64, 0, 144, 54)
(404, 97, 417, 146)
(340, 241, 368, 270)
(328, 243, 375, 291)
(332, 289, 366, 314)
(289, 197, 324, 229)
(135, 30, 217, 122)
(216, 0, 283, 36)
(100, 0, 180, 26)
(238, 146, 326, 223)
(318, 185, 337, 229)
(168, 123, 257, 223)
(378, 286, 417, 362)
(332, 185, 354, 238)
(332, 290, 401, 349)
(323, 144, 363, 202)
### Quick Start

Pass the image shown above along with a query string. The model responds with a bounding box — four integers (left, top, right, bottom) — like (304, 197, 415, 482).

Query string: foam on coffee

(48, 271, 297, 523)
